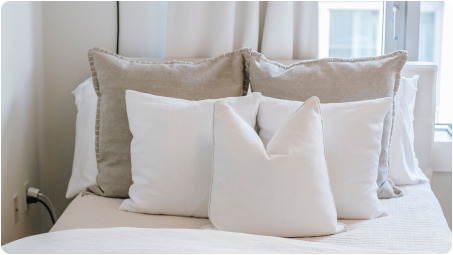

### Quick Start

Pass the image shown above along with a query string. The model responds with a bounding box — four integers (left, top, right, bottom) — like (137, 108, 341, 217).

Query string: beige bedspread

(51, 182, 451, 253)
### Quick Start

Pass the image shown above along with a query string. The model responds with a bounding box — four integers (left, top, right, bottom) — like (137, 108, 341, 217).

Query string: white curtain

(119, 1, 318, 60)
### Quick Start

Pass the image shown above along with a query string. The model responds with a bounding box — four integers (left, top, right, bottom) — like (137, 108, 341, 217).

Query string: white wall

(1, 1, 46, 245)
(40, 1, 117, 218)
(2, 1, 117, 244)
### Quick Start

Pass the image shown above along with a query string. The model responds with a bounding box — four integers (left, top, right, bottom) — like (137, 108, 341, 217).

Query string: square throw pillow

(88, 47, 251, 197)
(258, 96, 392, 219)
(119, 90, 261, 218)
(209, 98, 346, 237)
(249, 51, 408, 199)
(389, 76, 429, 185)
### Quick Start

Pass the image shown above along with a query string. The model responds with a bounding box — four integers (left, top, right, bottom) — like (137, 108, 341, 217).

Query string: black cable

(37, 199, 56, 225)
(26, 196, 38, 204)
(26, 195, 56, 225)
(116, 1, 120, 54)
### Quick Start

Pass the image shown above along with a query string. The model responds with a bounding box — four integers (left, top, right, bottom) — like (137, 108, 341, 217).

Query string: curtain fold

(119, 1, 318, 60)
(164, 1, 261, 58)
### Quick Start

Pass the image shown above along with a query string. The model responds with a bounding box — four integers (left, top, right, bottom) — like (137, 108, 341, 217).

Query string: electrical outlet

(13, 194, 19, 224)
(23, 180, 29, 212)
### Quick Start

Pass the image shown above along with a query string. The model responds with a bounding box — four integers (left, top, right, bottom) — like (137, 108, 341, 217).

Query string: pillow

(88, 47, 251, 198)
(258, 96, 392, 219)
(249, 51, 408, 199)
(389, 76, 429, 185)
(66, 78, 98, 198)
(119, 90, 261, 218)
(209, 98, 346, 237)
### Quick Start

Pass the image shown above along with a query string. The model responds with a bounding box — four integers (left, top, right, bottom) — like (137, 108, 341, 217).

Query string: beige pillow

(88, 47, 251, 198)
(248, 51, 407, 199)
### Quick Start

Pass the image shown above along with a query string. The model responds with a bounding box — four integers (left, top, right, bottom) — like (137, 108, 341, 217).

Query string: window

(419, 11, 436, 62)
(319, 1, 452, 124)
(418, 2, 452, 124)
(318, 1, 384, 59)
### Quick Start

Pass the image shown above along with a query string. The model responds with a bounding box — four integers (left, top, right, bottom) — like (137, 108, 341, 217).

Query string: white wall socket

(13, 194, 19, 224)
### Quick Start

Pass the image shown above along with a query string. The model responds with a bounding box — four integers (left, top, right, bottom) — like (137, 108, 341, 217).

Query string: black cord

(27, 196, 56, 225)
(116, 1, 120, 54)
(37, 199, 55, 225)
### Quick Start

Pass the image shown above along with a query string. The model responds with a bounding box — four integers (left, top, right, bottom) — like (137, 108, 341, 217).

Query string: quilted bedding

(7, 182, 450, 253)
(4, 227, 414, 254)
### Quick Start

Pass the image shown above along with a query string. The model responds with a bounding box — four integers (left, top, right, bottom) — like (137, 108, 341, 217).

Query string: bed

(4, 62, 451, 253)
(49, 182, 451, 253)
(48, 62, 450, 252)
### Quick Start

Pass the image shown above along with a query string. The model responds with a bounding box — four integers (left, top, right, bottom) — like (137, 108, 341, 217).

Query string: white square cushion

(389, 76, 429, 185)
(209, 98, 346, 237)
(119, 90, 261, 218)
(258, 96, 392, 220)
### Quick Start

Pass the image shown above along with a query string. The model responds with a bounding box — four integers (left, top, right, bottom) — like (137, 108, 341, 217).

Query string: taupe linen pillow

(248, 51, 407, 199)
(88, 47, 251, 198)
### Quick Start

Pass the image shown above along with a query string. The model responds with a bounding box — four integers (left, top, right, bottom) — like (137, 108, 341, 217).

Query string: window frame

(319, 1, 449, 124)
(383, 1, 421, 61)
(384, 1, 452, 126)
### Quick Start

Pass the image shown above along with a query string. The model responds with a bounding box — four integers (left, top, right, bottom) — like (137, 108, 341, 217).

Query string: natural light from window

(319, 1, 451, 124)
(318, 1, 383, 59)
(419, 1, 452, 124)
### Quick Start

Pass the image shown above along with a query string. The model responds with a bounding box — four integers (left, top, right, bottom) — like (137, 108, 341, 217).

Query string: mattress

(51, 182, 452, 253)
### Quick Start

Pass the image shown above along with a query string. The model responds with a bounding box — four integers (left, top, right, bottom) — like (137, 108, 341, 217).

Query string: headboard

(401, 62, 437, 181)
(131, 58, 437, 181)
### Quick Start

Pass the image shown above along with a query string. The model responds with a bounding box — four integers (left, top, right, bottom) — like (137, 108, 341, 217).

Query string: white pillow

(258, 96, 392, 220)
(209, 98, 346, 237)
(389, 76, 429, 185)
(66, 78, 98, 198)
(119, 90, 261, 218)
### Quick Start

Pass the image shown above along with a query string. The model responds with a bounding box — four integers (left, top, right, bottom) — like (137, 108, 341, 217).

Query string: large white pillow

(209, 98, 346, 237)
(119, 90, 261, 218)
(66, 78, 98, 198)
(389, 76, 429, 185)
(258, 96, 392, 220)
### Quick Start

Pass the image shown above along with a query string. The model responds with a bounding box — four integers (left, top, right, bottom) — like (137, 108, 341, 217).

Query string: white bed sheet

(51, 182, 451, 253)
(4, 227, 411, 254)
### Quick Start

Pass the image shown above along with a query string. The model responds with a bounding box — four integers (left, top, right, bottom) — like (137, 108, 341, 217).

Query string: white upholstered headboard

(132, 57, 437, 181)
(401, 62, 437, 181)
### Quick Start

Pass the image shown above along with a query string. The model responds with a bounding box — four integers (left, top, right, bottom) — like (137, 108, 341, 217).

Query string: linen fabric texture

(87, 47, 251, 198)
(209, 98, 346, 237)
(258, 96, 392, 219)
(248, 50, 408, 199)
(389, 76, 429, 185)
(119, 90, 261, 218)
